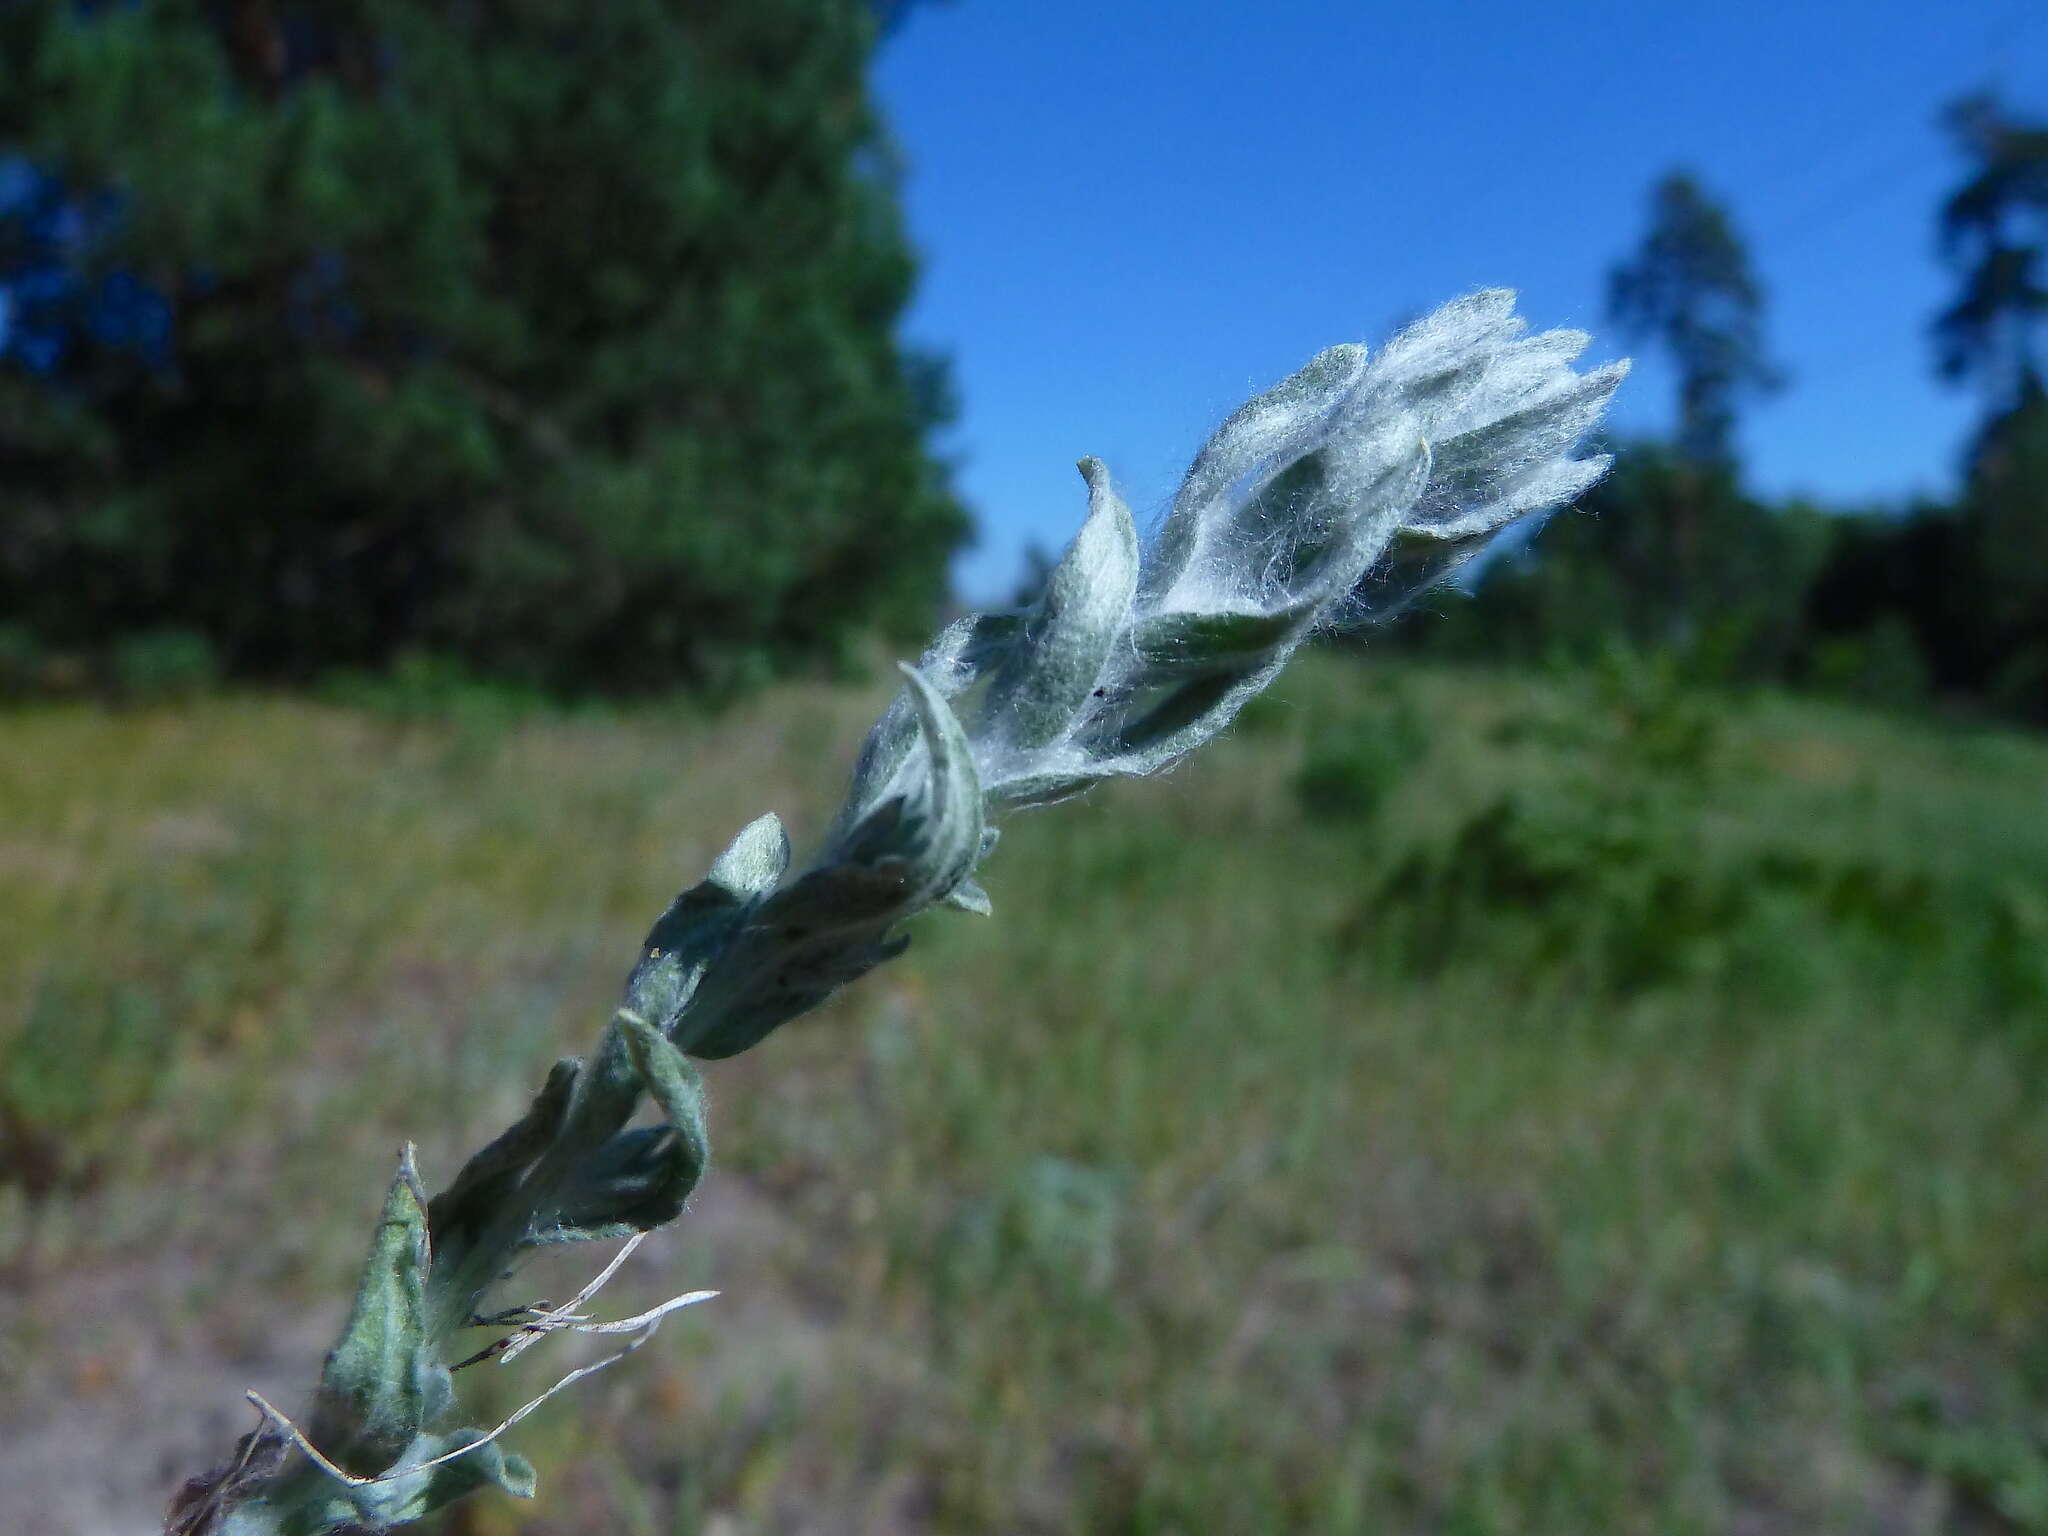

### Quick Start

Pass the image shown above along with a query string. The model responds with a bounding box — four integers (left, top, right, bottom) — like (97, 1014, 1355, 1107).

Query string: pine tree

(1934, 93, 2048, 417)
(1607, 170, 1781, 469)
(1929, 94, 2048, 720)
(0, 0, 966, 691)
(1594, 172, 1786, 650)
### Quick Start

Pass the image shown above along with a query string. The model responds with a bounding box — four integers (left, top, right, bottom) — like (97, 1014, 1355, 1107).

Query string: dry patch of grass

(4, 659, 2047, 1533)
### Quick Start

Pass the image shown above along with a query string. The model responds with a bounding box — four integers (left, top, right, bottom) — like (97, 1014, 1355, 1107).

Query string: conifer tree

(1931, 94, 2048, 719)
(1593, 172, 1786, 651)
(1607, 170, 1781, 469)
(0, 0, 965, 691)
(1935, 93, 2048, 418)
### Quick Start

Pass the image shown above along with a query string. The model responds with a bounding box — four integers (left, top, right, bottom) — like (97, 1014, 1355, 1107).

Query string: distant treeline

(1, 6, 2042, 723)
(0, 0, 963, 697)
(1394, 101, 2048, 728)
(1397, 400, 2048, 723)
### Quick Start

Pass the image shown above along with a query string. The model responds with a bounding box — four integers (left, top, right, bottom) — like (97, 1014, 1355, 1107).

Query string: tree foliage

(1934, 93, 2048, 416)
(1607, 170, 1781, 468)
(1397, 440, 1826, 683)
(1952, 389, 2048, 718)
(0, 0, 966, 692)
(1392, 133, 2048, 729)
(1399, 173, 1807, 678)
(1827, 94, 2048, 723)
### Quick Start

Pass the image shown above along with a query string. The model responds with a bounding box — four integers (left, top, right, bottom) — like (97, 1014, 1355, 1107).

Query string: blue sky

(872, 0, 2046, 603)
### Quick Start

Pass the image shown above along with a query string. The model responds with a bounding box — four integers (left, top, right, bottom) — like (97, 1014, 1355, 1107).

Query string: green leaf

(676, 876, 915, 1059)
(986, 769, 1107, 809)
(1100, 668, 1264, 758)
(338, 1429, 537, 1528)
(679, 891, 912, 1061)
(1149, 343, 1367, 598)
(625, 812, 789, 1036)
(427, 1058, 577, 1251)
(671, 667, 983, 1061)
(392, 1432, 536, 1517)
(1295, 429, 1433, 598)
(310, 1146, 448, 1477)
(530, 1015, 709, 1245)
(532, 1126, 699, 1245)
(896, 661, 987, 907)
(837, 613, 1020, 834)
(943, 879, 993, 915)
(1127, 606, 1308, 682)
(617, 1013, 710, 1175)
(1351, 521, 1511, 624)
(707, 811, 790, 899)
(982, 458, 1139, 748)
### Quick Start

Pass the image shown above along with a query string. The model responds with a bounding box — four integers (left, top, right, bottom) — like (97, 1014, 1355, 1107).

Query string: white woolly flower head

(1146, 287, 1628, 621)
(823, 289, 1626, 916)
(1354, 288, 1627, 539)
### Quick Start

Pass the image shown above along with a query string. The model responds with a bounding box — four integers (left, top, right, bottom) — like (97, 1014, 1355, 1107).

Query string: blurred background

(2, 1, 2045, 1531)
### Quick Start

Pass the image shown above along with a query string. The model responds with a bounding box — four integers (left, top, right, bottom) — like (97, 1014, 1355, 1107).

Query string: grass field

(3, 655, 2046, 1534)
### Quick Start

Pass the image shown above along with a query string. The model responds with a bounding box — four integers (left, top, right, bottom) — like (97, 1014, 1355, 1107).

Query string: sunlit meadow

(4, 651, 2045, 1532)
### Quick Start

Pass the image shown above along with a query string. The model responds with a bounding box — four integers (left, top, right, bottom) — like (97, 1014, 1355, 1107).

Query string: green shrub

(109, 628, 220, 702)
(1359, 654, 2048, 1022)
(1293, 683, 1428, 824)
(1366, 656, 1739, 994)
(1809, 616, 1932, 711)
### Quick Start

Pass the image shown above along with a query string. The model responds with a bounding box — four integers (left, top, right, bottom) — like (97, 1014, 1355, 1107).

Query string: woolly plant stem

(167, 290, 1626, 1535)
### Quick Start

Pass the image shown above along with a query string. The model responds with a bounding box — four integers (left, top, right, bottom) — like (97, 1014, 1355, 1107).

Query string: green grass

(3, 657, 2046, 1533)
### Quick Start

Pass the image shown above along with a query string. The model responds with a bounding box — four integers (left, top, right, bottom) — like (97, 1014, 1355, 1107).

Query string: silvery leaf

(618, 1014, 710, 1176)
(707, 812, 790, 899)
(427, 1059, 578, 1251)
(1149, 342, 1368, 601)
(310, 1148, 445, 1477)
(533, 1125, 699, 1245)
(895, 662, 986, 907)
(624, 813, 790, 1036)
(983, 458, 1139, 750)
(342, 1430, 537, 1526)
(837, 613, 1020, 833)
(1126, 607, 1310, 685)
(942, 879, 993, 915)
